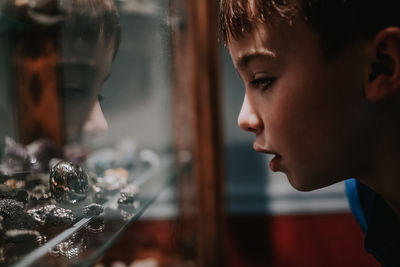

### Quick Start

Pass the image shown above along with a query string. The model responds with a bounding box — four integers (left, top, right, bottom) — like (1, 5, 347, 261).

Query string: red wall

(226, 213, 380, 267)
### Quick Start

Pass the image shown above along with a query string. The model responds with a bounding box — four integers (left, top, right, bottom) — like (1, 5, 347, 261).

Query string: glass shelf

(0, 0, 178, 265)
(11, 153, 174, 267)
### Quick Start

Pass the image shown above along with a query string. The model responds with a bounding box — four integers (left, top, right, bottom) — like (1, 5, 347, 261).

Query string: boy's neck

(360, 126, 400, 223)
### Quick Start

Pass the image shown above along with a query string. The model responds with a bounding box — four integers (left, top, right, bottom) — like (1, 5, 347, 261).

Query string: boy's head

(1, 0, 120, 143)
(220, 0, 400, 57)
(220, 0, 400, 191)
(2, 0, 120, 58)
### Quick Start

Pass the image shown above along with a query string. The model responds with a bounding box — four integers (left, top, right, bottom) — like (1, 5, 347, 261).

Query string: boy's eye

(97, 94, 104, 102)
(250, 77, 276, 92)
(63, 85, 89, 101)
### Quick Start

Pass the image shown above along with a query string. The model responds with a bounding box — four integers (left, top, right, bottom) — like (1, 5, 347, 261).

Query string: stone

(5, 229, 42, 246)
(0, 184, 28, 203)
(49, 161, 89, 203)
(0, 199, 37, 230)
(27, 204, 74, 227)
(117, 184, 139, 205)
(85, 216, 104, 233)
(27, 139, 63, 172)
(2, 229, 44, 263)
(30, 184, 52, 202)
(95, 168, 128, 192)
(0, 137, 31, 175)
(82, 203, 103, 217)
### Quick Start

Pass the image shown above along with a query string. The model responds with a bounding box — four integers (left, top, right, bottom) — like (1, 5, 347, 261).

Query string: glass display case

(0, 0, 224, 266)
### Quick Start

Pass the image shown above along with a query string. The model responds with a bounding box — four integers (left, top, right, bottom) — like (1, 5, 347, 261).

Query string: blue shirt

(345, 179, 400, 266)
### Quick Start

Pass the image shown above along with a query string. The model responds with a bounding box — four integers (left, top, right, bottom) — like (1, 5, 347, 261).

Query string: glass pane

(0, 0, 178, 265)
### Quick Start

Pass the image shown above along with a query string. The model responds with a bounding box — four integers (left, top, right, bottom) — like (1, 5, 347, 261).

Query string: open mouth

(269, 154, 282, 172)
(253, 144, 282, 171)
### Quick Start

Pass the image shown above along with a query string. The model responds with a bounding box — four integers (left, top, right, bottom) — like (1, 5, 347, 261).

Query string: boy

(0, 0, 120, 145)
(220, 0, 400, 265)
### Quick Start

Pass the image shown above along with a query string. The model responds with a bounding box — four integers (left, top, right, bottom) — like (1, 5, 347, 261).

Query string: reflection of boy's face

(228, 18, 376, 191)
(61, 32, 114, 143)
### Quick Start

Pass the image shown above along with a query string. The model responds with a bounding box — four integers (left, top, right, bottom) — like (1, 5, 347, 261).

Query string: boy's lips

(269, 154, 282, 172)
(253, 144, 282, 171)
(253, 143, 277, 155)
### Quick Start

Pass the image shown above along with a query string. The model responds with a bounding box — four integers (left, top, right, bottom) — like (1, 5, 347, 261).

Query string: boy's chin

(287, 174, 341, 192)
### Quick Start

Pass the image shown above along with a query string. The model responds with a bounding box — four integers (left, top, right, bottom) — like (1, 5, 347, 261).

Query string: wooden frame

(170, 0, 226, 265)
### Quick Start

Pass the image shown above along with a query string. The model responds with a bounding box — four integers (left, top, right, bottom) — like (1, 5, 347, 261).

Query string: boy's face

(61, 32, 114, 143)
(228, 18, 375, 191)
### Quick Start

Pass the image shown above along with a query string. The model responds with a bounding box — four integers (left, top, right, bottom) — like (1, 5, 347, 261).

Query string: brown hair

(219, 0, 297, 43)
(219, 0, 400, 57)
(1, 0, 121, 58)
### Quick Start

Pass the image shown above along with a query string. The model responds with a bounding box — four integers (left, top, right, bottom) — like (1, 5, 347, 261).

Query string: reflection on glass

(0, 0, 173, 266)
(0, 0, 123, 265)
(49, 232, 88, 260)
(2, 0, 121, 146)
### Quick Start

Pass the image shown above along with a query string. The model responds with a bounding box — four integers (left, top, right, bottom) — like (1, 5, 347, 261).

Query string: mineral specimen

(82, 203, 103, 217)
(4, 229, 42, 246)
(118, 202, 140, 221)
(49, 233, 87, 259)
(49, 161, 89, 203)
(0, 199, 37, 230)
(0, 137, 31, 175)
(2, 229, 44, 262)
(27, 205, 74, 227)
(50, 240, 80, 258)
(0, 184, 28, 203)
(30, 184, 52, 202)
(84, 138, 138, 173)
(45, 207, 75, 227)
(92, 184, 108, 204)
(27, 139, 63, 172)
(85, 216, 104, 233)
(95, 168, 128, 191)
(3, 179, 25, 190)
(117, 184, 139, 205)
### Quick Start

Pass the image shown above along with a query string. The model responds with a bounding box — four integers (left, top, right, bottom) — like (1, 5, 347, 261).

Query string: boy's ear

(366, 27, 400, 101)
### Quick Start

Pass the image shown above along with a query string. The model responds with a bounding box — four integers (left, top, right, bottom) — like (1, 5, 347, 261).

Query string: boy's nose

(238, 95, 262, 133)
(83, 100, 108, 134)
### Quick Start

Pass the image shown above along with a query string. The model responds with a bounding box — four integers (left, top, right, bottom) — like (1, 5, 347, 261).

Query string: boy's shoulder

(345, 179, 400, 266)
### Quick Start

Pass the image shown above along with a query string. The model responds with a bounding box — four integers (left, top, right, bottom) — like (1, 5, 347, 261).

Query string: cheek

(64, 107, 91, 141)
(265, 84, 317, 151)
(64, 92, 98, 131)
(265, 77, 342, 174)
(272, 92, 363, 185)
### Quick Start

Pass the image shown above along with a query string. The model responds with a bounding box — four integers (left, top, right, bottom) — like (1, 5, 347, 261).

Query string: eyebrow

(235, 49, 277, 69)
